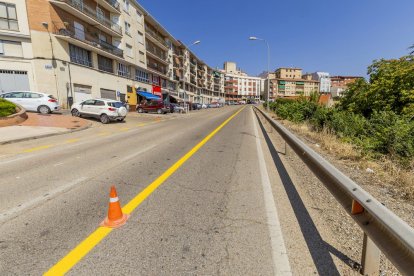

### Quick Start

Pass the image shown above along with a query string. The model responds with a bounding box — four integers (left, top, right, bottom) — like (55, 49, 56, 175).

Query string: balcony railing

(55, 0, 122, 34)
(146, 45, 167, 62)
(147, 61, 167, 75)
(102, 0, 120, 11)
(145, 25, 169, 48)
(53, 22, 123, 57)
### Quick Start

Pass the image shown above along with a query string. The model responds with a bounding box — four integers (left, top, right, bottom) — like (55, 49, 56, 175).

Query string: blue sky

(137, 0, 414, 77)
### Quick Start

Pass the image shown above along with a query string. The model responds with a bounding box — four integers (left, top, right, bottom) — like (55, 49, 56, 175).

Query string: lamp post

(42, 22, 61, 105)
(182, 40, 200, 113)
(249, 36, 270, 111)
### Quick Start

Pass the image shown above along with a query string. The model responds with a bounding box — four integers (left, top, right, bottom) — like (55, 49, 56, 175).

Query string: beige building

(222, 62, 261, 103)
(1, 0, 223, 108)
(0, 0, 35, 92)
(265, 67, 319, 98)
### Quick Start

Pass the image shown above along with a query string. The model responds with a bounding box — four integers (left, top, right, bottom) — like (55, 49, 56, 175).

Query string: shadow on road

(255, 111, 358, 275)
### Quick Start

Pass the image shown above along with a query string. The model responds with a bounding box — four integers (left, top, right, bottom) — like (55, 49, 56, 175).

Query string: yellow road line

(65, 139, 80, 144)
(97, 132, 110, 136)
(44, 106, 245, 276)
(136, 123, 147, 127)
(119, 127, 130, 132)
(23, 145, 53, 153)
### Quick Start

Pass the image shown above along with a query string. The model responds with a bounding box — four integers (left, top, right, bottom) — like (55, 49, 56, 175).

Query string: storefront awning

(137, 91, 161, 100)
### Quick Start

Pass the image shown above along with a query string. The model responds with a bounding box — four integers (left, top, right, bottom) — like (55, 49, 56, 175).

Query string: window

(118, 63, 130, 77)
(28, 93, 43, 98)
(98, 33, 107, 43)
(95, 100, 105, 106)
(98, 55, 113, 73)
(152, 75, 160, 85)
(96, 7, 104, 22)
(135, 68, 149, 83)
(139, 51, 145, 63)
(0, 2, 18, 31)
(69, 44, 92, 67)
(123, 0, 129, 13)
(136, 9, 142, 24)
(124, 21, 131, 35)
(125, 44, 132, 57)
(0, 40, 22, 57)
(83, 99, 95, 105)
(137, 31, 144, 44)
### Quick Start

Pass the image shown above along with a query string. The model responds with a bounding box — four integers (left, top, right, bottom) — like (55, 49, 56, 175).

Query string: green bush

(0, 98, 16, 117)
(364, 112, 414, 158)
(310, 107, 332, 131)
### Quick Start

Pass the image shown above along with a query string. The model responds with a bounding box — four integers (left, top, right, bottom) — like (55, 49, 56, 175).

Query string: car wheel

(100, 114, 110, 124)
(71, 108, 80, 117)
(137, 108, 143, 113)
(38, 105, 51, 114)
(117, 117, 125, 122)
(157, 109, 162, 114)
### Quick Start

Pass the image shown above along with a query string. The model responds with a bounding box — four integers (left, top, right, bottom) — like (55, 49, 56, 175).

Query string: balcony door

(74, 21, 85, 41)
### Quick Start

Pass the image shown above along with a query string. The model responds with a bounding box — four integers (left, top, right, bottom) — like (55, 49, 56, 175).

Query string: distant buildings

(303, 72, 331, 93)
(264, 67, 320, 99)
(330, 76, 363, 97)
(222, 62, 261, 103)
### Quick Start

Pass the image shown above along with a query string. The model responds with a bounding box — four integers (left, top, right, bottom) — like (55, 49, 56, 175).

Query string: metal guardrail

(254, 107, 414, 275)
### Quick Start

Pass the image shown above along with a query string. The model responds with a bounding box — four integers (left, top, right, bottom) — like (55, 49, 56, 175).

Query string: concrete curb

(0, 122, 93, 145)
(0, 103, 28, 127)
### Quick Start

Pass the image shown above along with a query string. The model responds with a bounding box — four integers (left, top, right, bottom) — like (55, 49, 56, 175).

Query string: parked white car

(71, 99, 127, 124)
(0, 91, 61, 114)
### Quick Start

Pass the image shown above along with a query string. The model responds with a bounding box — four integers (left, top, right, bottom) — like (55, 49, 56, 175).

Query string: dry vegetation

(276, 117, 414, 202)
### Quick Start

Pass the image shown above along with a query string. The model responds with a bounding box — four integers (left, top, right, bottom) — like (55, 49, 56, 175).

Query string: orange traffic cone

(100, 186, 129, 228)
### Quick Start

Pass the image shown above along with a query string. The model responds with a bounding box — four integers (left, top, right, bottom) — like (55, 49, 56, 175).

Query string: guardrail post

(361, 233, 380, 275)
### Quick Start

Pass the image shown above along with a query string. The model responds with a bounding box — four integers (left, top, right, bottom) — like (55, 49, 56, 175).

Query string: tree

(339, 56, 414, 117)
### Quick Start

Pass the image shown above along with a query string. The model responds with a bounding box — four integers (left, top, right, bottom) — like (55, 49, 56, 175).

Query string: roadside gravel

(257, 111, 413, 275)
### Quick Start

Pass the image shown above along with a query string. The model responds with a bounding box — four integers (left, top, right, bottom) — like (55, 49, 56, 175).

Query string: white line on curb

(252, 108, 292, 276)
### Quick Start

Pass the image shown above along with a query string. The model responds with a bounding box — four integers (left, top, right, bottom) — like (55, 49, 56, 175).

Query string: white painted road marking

(252, 108, 292, 276)
(0, 177, 88, 223)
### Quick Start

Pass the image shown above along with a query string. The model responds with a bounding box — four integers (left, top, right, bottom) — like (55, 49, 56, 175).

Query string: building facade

(265, 67, 320, 98)
(303, 72, 331, 93)
(0, 0, 34, 92)
(330, 76, 362, 97)
(3, 0, 223, 108)
(222, 62, 261, 103)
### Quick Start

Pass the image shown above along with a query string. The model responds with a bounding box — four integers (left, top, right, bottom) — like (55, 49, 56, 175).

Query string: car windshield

(108, 102, 124, 108)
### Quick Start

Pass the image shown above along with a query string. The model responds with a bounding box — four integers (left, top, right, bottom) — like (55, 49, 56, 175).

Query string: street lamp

(249, 36, 270, 111)
(182, 40, 201, 112)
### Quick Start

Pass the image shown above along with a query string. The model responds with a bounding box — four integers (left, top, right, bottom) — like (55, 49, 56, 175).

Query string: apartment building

(265, 67, 319, 98)
(303, 72, 331, 93)
(222, 62, 261, 103)
(330, 75, 362, 97)
(0, 0, 34, 92)
(10, 0, 223, 109)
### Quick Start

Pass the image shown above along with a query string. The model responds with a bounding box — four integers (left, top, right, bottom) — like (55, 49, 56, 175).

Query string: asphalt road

(0, 106, 294, 275)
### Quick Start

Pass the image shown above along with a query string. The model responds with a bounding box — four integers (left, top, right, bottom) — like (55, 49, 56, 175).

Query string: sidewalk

(0, 112, 91, 144)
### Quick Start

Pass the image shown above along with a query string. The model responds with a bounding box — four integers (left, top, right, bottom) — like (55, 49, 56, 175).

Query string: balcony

(147, 60, 167, 76)
(50, 0, 122, 37)
(225, 79, 237, 83)
(53, 22, 123, 58)
(146, 46, 168, 65)
(95, 0, 120, 14)
(145, 25, 169, 49)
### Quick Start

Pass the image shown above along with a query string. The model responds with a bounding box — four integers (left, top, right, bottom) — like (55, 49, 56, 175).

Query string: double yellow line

(44, 106, 245, 275)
